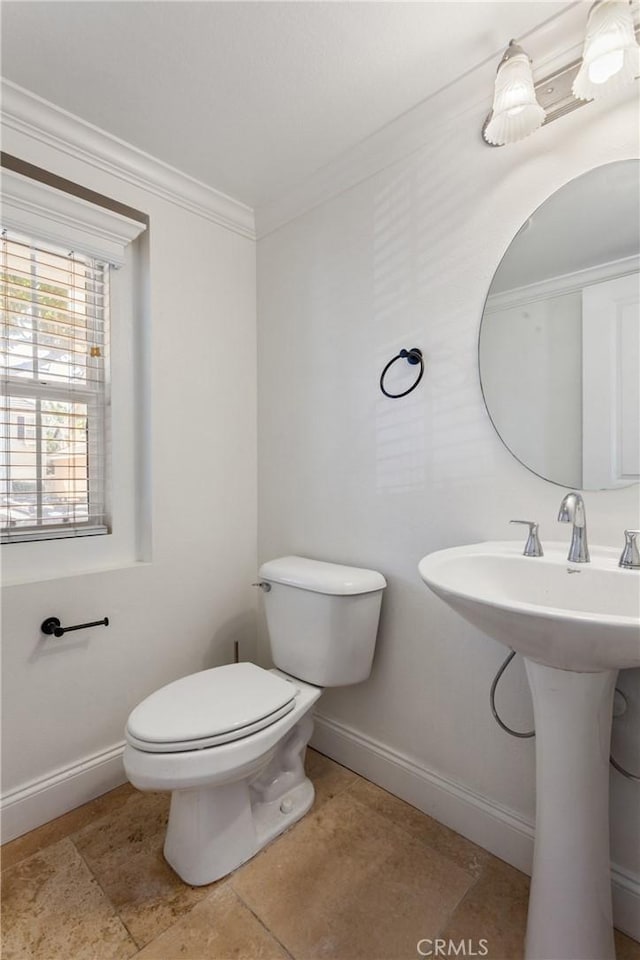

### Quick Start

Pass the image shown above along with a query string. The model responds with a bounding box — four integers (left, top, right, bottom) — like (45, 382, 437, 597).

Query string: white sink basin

(418, 541, 640, 672)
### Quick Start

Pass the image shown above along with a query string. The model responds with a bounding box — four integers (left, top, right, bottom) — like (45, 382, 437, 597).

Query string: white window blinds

(1, 231, 109, 542)
(0, 168, 146, 545)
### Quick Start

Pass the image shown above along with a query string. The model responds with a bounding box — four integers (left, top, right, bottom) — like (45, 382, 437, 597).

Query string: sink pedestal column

(524, 660, 617, 960)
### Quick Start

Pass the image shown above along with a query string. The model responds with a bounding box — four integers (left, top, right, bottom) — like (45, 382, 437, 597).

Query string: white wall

(1, 114, 257, 837)
(256, 80, 640, 922)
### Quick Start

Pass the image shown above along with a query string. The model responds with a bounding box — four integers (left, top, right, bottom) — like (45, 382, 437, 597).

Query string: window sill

(1, 525, 109, 545)
(1, 558, 152, 588)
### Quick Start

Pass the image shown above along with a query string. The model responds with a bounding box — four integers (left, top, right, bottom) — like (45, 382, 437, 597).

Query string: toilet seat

(126, 662, 297, 753)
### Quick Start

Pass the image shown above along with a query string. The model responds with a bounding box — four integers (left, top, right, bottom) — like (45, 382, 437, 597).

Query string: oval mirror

(479, 160, 639, 490)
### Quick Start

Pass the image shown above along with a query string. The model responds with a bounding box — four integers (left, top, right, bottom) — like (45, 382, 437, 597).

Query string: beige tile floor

(2, 750, 639, 960)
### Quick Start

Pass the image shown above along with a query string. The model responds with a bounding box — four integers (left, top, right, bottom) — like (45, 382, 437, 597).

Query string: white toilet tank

(258, 556, 386, 687)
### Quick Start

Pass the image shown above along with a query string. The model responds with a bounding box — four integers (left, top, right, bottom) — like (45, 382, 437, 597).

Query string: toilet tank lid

(259, 556, 386, 595)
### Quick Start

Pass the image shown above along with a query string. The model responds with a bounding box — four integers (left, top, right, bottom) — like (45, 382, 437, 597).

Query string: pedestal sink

(418, 542, 640, 960)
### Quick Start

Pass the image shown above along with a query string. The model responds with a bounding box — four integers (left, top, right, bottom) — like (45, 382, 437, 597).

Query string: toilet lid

(126, 662, 296, 752)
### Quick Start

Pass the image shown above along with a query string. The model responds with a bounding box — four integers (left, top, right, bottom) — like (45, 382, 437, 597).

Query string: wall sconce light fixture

(483, 42, 546, 145)
(482, 0, 640, 146)
(573, 0, 640, 99)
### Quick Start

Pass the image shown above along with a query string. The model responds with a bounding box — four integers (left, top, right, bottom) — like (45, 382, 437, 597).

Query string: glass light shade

(484, 45, 546, 146)
(573, 0, 640, 100)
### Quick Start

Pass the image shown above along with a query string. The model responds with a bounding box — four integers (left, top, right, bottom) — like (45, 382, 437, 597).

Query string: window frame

(0, 167, 146, 550)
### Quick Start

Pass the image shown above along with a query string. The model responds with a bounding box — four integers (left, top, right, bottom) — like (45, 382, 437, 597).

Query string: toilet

(123, 556, 386, 885)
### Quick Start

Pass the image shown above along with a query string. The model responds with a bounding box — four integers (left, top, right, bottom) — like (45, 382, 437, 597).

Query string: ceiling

(1, 1, 570, 210)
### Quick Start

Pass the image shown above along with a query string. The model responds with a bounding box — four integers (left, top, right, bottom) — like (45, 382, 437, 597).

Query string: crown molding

(0, 79, 256, 241)
(254, 3, 622, 239)
(485, 254, 640, 313)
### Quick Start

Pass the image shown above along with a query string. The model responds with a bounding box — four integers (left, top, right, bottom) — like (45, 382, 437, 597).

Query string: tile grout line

(330, 761, 500, 949)
(340, 775, 485, 880)
(69, 836, 142, 952)
(230, 885, 297, 960)
(335, 786, 486, 951)
(73, 839, 236, 955)
(1, 826, 88, 875)
(1, 831, 67, 875)
(342, 778, 490, 949)
(243, 773, 487, 959)
(0, 785, 136, 874)
(431, 868, 486, 944)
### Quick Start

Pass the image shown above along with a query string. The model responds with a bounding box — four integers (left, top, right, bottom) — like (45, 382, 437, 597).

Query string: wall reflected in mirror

(479, 160, 640, 490)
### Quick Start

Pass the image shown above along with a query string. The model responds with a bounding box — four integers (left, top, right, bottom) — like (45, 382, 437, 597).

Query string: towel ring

(379, 347, 424, 399)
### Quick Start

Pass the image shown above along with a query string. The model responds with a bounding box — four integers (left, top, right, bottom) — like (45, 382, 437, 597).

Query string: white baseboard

(612, 866, 640, 943)
(311, 712, 640, 943)
(1, 741, 127, 844)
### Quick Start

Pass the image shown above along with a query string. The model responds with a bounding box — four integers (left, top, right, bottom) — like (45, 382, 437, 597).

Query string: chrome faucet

(558, 492, 590, 563)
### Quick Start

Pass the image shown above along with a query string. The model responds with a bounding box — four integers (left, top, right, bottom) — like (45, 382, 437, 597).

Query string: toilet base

(163, 713, 315, 885)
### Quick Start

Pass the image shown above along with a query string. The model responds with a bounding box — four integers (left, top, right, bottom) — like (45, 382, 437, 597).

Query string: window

(1, 232, 110, 542)
(0, 167, 146, 556)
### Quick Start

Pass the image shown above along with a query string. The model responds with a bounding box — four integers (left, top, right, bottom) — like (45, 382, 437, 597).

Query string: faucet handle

(510, 520, 543, 557)
(619, 530, 640, 570)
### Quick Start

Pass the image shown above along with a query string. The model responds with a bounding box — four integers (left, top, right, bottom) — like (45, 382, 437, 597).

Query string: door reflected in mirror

(479, 160, 640, 490)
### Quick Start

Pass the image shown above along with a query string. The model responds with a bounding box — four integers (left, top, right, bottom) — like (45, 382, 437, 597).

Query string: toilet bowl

(124, 556, 385, 885)
(124, 665, 322, 885)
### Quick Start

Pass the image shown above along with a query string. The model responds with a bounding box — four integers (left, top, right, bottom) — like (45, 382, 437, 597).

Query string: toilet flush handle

(252, 581, 271, 592)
